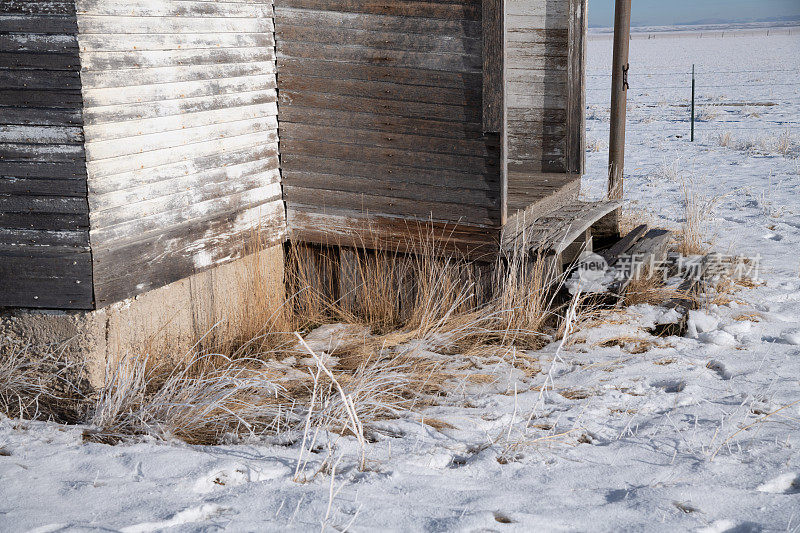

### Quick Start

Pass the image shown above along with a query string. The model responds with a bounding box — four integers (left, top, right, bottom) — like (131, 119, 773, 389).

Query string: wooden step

(501, 199, 623, 256)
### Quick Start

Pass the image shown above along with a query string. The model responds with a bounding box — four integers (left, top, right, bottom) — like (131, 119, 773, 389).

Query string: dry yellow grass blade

(710, 399, 800, 462)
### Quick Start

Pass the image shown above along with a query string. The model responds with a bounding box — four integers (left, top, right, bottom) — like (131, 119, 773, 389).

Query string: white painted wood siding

(75, 0, 285, 305)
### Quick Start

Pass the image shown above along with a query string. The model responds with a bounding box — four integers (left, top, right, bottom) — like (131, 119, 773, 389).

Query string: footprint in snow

(698, 330, 738, 347)
(781, 329, 800, 345)
(493, 511, 515, 524)
(756, 472, 800, 494)
(706, 360, 732, 380)
(194, 462, 289, 494)
(653, 379, 686, 393)
(696, 519, 762, 533)
(120, 503, 225, 533)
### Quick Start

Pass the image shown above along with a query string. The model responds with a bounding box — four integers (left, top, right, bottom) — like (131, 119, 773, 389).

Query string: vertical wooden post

(608, 0, 631, 202)
(690, 64, 695, 142)
(566, 0, 587, 176)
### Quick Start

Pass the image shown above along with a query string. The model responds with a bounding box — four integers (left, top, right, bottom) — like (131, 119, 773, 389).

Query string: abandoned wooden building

(0, 0, 620, 373)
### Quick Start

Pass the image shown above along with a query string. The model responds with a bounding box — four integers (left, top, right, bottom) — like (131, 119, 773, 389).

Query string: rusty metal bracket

(622, 63, 629, 90)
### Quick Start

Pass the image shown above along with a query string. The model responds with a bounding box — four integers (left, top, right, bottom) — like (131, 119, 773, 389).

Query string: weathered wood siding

(75, 0, 285, 306)
(274, 0, 503, 253)
(0, 0, 93, 309)
(505, 0, 585, 214)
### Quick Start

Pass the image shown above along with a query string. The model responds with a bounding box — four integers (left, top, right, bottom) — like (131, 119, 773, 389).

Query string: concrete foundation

(0, 244, 285, 388)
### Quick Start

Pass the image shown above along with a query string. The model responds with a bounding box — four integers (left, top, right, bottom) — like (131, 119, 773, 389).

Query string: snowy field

(2, 29, 800, 533)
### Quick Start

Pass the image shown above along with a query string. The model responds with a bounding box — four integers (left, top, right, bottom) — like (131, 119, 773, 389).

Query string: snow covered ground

(2, 29, 799, 533)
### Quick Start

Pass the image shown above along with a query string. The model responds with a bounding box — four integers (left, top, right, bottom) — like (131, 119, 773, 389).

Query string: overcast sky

(588, 0, 800, 27)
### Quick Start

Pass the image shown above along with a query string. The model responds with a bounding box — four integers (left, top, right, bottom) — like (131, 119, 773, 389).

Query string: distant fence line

(585, 65, 799, 137)
(588, 26, 798, 41)
(588, 67, 800, 77)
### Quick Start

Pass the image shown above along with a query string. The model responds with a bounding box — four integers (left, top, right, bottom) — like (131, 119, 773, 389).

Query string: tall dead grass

(4, 223, 583, 446)
(204, 228, 296, 360)
(715, 129, 797, 158)
(0, 344, 86, 422)
(89, 352, 293, 444)
(286, 226, 481, 338)
(678, 178, 725, 256)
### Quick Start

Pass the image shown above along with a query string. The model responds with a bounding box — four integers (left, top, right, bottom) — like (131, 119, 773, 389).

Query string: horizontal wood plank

(77, 0, 287, 306)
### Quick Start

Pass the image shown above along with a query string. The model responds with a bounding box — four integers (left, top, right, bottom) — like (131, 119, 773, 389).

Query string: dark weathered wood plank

(278, 57, 481, 89)
(277, 73, 481, 106)
(280, 153, 499, 191)
(279, 122, 496, 158)
(288, 209, 500, 261)
(274, 0, 481, 20)
(282, 170, 499, 209)
(0, 14, 78, 34)
(0, 1, 77, 16)
(278, 106, 487, 140)
(277, 41, 481, 73)
(277, 23, 481, 55)
(482, 0, 503, 132)
(280, 138, 498, 175)
(275, 7, 481, 37)
(601, 224, 648, 263)
(285, 186, 499, 226)
(0, 252, 93, 309)
(279, 91, 481, 124)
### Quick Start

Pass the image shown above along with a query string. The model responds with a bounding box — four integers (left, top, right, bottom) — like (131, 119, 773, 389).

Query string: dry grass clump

(208, 229, 296, 357)
(595, 336, 661, 354)
(286, 222, 571, 354)
(3, 219, 632, 447)
(621, 265, 694, 308)
(444, 250, 565, 354)
(774, 130, 795, 157)
(656, 156, 682, 182)
(0, 344, 86, 423)
(81, 225, 580, 445)
(677, 178, 724, 256)
(88, 331, 440, 446)
(587, 138, 607, 152)
(715, 130, 797, 158)
(88, 352, 292, 444)
(716, 131, 734, 147)
(285, 228, 480, 338)
(558, 388, 593, 400)
(695, 107, 719, 122)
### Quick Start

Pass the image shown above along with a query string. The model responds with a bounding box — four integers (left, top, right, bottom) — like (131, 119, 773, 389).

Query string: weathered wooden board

(565, 0, 587, 174)
(503, 0, 584, 213)
(81, 61, 276, 89)
(92, 203, 286, 306)
(288, 209, 500, 262)
(274, 7, 482, 36)
(279, 123, 494, 157)
(482, 0, 503, 132)
(275, 0, 503, 239)
(88, 145, 280, 196)
(77, 0, 286, 307)
(275, 0, 481, 20)
(0, 0, 93, 309)
(278, 58, 480, 89)
(280, 153, 499, 191)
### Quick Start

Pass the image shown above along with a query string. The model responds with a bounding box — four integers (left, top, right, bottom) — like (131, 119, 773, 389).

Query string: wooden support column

(608, 0, 631, 203)
(566, 0, 587, 176)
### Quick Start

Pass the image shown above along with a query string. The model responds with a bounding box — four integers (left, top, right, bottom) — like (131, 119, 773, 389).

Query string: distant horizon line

(589, 14, 800, 29)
